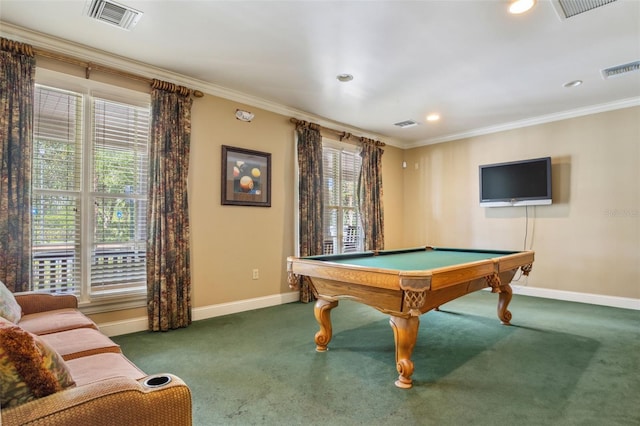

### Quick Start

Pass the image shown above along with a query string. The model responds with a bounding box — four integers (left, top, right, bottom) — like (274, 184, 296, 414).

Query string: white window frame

(33, 69, 150, 313)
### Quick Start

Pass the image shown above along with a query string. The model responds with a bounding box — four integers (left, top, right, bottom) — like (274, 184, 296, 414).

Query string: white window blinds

(33, 87, 83, 293)
(91, 99, 149, 292)
(322, 144, 363, 254)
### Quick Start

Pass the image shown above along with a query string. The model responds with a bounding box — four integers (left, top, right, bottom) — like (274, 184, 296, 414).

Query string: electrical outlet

(252, 269, 259, 280)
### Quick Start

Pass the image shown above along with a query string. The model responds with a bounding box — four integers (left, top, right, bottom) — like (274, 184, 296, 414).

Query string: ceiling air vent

(85, 0, 143, 30)
(394, 120, 419, 129)
(602, 61, 640, 79)
(552, 0, 617, 20)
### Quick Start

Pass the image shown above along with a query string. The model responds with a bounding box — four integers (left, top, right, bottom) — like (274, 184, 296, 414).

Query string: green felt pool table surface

(313, 247, 519, 271)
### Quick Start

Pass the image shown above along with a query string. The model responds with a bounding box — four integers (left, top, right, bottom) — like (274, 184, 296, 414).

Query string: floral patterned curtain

(0, 38, 36, 293)
(358, 140, 384, 251)
(296, 122, 323, 303)
(147, 80, 193, 331)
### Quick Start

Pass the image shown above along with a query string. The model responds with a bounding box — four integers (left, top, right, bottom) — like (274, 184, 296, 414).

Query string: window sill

(79, 291, 147, 315)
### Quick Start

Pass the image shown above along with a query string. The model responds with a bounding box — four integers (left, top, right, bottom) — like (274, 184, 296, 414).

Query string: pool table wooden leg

(488, 271, 515, 325)
(496, 283, 513, 325)
(314, 299, 339, 352)
(389, 315, 419, 389)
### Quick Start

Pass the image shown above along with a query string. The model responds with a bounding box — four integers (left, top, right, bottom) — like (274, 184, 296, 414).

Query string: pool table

(287, 246, 534, 389)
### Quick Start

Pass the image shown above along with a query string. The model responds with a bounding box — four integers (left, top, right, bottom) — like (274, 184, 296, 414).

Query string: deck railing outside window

(32, 246, 146, 294)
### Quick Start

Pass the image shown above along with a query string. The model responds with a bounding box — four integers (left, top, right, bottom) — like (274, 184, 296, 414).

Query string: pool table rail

(288, 257, 425, 291)
(287, 249, 534, 294)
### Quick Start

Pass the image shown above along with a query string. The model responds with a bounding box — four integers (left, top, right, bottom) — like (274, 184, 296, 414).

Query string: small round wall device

(235, 109, 254, 122)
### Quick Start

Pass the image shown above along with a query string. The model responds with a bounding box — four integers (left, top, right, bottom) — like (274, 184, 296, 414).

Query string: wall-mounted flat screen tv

(479, 157, 552, 207)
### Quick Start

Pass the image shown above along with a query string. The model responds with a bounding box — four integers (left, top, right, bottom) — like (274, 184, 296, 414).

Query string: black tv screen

(479, 157, 552, 207)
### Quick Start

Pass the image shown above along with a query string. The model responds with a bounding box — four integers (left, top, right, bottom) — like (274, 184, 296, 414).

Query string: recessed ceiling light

(563, 80, 583, 88)
(509, 0, 536, 14)
(426, 113, 440, 122)
(336, 73, 354, 82)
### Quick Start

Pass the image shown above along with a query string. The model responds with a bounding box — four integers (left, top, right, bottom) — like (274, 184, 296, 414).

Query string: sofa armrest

(14, 293, 78, 315)
(1, 374, 192, 426)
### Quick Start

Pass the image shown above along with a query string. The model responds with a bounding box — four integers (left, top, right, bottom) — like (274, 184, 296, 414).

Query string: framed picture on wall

(221, 145, 271, 207)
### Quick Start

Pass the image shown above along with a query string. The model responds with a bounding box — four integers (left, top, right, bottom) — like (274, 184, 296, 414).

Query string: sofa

(0, 281, 192, 426)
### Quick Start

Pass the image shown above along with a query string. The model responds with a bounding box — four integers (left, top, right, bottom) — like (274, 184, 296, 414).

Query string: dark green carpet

(113, 292, 640, 425)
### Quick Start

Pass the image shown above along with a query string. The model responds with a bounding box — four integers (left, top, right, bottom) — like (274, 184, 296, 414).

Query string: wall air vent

(85, 0, 143, 30)
(602, 61, 640, 79)
(394, 120, 419, 129)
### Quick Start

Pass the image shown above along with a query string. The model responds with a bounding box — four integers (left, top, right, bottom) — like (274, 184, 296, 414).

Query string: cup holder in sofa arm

(143, 375, 172, 388)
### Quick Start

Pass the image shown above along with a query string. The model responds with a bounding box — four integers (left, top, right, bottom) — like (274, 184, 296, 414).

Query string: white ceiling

(1, 0, 639, 147)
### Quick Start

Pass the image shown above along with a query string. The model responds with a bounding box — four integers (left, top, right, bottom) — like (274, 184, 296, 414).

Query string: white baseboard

(99, 287, 638, 336)
(99, 316, 149, 337)
(99, 291, 300, 336)
(191, 291, 300, 321)
(511, 284, 640, 310)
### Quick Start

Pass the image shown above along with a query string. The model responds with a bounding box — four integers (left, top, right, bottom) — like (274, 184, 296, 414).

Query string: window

(32, 79, 150, 305)
(322, 140, 363, 254)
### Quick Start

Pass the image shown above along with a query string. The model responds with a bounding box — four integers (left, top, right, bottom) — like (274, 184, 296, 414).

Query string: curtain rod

(33, 47, 204, 98)
(289, 118, 385, 147)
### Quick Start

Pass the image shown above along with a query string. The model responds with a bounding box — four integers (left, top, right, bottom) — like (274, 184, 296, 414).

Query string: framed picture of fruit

(221, 145, 271, 207)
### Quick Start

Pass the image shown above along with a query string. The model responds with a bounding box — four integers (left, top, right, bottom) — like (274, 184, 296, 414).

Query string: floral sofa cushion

(0, 280, 22, 323)
(0, 318, 75, 407)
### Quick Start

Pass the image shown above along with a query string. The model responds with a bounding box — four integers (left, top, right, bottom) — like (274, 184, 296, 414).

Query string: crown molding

(5, 22, 634, 151)
(405, 97, 640, 149)
(1, 22, 403, 148)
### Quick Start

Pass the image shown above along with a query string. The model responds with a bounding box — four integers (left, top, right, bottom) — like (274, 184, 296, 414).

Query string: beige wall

(13, 26, 635, 330)
(88, 95, 639, 328)
(91, 99, 638, 327)
(37, 56, 636, 322)
(402, 107, 640, 299)
(90, 92, 405, 325)
(187, 95, 405, 308)
(189, 96, 295, 306)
